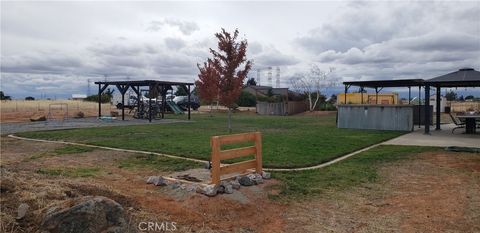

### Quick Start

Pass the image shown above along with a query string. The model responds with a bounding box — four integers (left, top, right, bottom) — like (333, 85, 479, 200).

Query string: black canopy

(426, 68, 480, 87)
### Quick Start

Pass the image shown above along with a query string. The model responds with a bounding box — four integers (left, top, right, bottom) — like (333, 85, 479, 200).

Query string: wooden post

(98, 84, 102, 117)
(435, 86, 441, 130)
(254, 132, 262, 173)
(211, 136, 221, 185)
(188, 85, 191, 120)
(425, 85, 430, 134)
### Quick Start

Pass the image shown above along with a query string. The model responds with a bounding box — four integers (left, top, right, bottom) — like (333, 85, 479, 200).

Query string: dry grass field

(0, 100, 113, 122)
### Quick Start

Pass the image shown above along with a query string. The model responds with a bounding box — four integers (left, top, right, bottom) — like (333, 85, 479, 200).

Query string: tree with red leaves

(197, 28, 252, 132)
(195, 59, 219, 115)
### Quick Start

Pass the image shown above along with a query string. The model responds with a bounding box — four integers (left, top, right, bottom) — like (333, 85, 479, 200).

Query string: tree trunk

(308, 94, 313, 111)
(209, 103, 213, 117)
(227, 108, 232, 133)
(312, 92, 321, 111)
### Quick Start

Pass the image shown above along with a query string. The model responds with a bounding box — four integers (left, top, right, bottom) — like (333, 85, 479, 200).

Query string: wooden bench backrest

(210, 132, 262, 184)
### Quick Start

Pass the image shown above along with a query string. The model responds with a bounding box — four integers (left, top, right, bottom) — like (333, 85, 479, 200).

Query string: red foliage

(196, 28, 252, 108)
(195, 59, 219, 104)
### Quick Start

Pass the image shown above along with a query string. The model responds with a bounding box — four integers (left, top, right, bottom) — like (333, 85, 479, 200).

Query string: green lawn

(271, 145, 440, 199)
(17, 113, 404, 168)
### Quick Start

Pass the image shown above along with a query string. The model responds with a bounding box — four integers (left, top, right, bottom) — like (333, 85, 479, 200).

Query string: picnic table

(457, 115, 480, 134)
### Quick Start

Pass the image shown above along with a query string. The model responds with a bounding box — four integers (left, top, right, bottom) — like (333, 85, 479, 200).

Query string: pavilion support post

(424, 85, 430, 134)
(435, 86, 441, 130)
(344, 85, 348, 104)
(418, 86, 421, 128)
(137, 86, 141, 118)
(375, 87, 378, 104)
(149, 86, 152, 123)
(161, 87, 166, 119)
(408, 86, 411, 104)
(188, 85, 191, 120)
(360, 87, 364, 104)
(98, 84, 102, 118)
(121, 91, 125, 120)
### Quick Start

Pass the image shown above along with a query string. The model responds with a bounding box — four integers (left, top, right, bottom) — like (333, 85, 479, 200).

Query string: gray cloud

(147, 18, 199, 35)
(1, 1, 479, 98)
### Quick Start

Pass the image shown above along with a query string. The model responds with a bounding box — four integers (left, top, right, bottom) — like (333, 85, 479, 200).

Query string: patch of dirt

(0, 137, 285, 233)
(284, 151, 480, 233)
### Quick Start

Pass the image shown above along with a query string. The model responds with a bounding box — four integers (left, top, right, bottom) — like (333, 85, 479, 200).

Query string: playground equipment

(210, 132, 262, 185)
(166, 100, 184, 114)
(47, 103, 68, 122)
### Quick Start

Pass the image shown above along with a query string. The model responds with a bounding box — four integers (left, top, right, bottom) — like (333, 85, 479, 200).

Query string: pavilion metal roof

(343, 68, 480, 88)
(343, 79, 424, 88)
(425, 68, 480, 87)
(94, 80, 194, 86)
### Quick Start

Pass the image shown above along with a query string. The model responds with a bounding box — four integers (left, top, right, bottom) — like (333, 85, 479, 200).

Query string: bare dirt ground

(1, 137, 479, 232)
(0, 137, 285, 233)
(285, 151, 480, 233)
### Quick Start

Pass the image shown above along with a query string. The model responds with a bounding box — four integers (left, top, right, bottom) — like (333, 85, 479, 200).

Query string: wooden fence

(449, 101, 480, 112)
(210, 132, 262, 185)
(256, 101, 307, 115)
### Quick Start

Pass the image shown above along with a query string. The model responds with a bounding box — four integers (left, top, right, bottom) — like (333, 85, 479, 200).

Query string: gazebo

(424, 68, 480, 134)
(340, 68, 480, 133)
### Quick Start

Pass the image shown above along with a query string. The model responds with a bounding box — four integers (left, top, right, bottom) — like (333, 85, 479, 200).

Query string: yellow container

(337, 93, 399, 105)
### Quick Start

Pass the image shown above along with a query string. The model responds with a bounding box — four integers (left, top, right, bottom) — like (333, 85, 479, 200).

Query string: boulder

(40, 196, 131, 233)
(230, 180, 241, 190)
(73, 111, 85, 118)
(238, 176, 254, 186)
(196, 184, 218, 197)
(17, 203, 29, 220)
(252, 174, 264, 184)
(30, 114, 46, 122)
(219, 181, 233, 194)
(261, 171, 271, 179)
(224, 184, 234, 194)
(146, 176, 166, 186)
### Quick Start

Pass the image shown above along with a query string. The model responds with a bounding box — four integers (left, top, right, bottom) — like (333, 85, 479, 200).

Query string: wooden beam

(219, 160, 257, 176)
(216, 133, 256, 145)
(220, 146, 256, 160)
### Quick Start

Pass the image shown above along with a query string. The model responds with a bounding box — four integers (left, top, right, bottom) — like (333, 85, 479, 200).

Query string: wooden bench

(210, 132, 262, 185)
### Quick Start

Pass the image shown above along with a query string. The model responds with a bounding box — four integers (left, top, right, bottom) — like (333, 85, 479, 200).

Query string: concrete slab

(383, 124, 479, 148)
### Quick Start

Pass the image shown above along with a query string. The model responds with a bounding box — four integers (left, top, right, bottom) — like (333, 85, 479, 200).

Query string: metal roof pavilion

(341, 68, 480, 134)
(94, 80, 194, 122)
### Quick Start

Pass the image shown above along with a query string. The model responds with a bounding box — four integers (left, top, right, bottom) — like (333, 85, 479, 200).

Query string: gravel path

(0, 117, 191, 135)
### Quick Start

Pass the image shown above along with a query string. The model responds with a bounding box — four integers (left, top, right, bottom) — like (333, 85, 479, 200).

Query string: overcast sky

(1, 1, 479, 99)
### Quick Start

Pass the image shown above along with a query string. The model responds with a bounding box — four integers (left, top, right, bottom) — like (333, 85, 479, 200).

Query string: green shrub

(236, 91, 257, 107)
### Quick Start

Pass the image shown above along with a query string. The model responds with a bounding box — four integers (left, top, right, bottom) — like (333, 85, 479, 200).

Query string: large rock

(196, 184, 219, 197)
(220, 181, 233, 194)
(230, 180, 241, 190)
(238, 176, 254, 186)
(252, 174, 264, 184)
(261, 171, 271, 179)
(40, 196, 132, 233)
(30, 114, 46, 122)
(146, 176, 166, 186)
(73, 111, 85, 118)
(17, 203, 29, 220)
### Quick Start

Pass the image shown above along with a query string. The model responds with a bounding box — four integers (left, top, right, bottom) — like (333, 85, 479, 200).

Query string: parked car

(173, 95, 200, 110)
